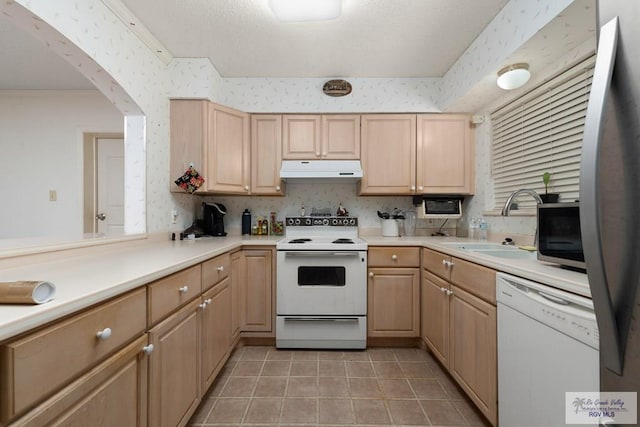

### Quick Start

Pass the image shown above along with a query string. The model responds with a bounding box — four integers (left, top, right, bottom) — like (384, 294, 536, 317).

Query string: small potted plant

(540, 172, 559, 203)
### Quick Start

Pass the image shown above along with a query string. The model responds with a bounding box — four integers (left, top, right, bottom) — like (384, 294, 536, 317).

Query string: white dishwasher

(496, 273, 599, 427)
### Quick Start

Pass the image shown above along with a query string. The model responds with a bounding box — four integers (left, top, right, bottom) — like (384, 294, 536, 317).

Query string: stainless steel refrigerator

(581, 1, 640, 425)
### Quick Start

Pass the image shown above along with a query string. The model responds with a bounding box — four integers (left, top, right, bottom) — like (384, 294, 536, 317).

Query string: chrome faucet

(501, 189, 543, 216)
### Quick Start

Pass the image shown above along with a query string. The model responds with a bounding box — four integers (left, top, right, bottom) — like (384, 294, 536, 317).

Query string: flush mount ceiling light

(268, 0, 342, 22)
(496, 63, 531, 90)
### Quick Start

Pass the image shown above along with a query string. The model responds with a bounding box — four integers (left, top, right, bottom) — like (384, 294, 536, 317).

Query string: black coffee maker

(202, 202, 227, 236)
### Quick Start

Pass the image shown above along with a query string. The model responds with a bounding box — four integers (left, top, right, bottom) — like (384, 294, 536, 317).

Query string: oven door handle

(283, 317, 360, 322)
(284, 251, 361, 257)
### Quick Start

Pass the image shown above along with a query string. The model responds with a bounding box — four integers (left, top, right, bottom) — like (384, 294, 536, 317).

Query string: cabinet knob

(199, 302, 208, 309)
(442, 260, 453, 268)
(440, 287, 447, 293)
(446, 289, 454, 296)
(244, 185, 250, 191)
(369, 272, 374, 278)
(410, 185, 416, 191)
(217, 266, 224, 272)
(391, 254, 398, 261)
(179, 285, 189, 294)
(322, 152, 327, 157)
(96, 327, 112, 340)
(316, 151, 321, 157)
(275, 185, 281, 191)
(142, 344, 154, 355)
(418, 186, 424, 191)
(205, 298, 212, 305)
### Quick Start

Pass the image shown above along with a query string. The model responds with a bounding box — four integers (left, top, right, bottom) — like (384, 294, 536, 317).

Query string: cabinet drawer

(369, 247, 420, 267)
(0, 288, 146, 422)
(202, 253, 230, 291)
(450, 257, 496, 305)
(422, 247, 452, 279)
(148, 265, 202, 325)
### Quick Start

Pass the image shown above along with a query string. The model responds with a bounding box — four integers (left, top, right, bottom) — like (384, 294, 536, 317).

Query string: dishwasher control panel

(496, 273, 599, 349)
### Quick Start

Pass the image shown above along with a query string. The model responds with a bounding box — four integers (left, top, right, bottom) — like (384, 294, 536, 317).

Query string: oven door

(277, 250, 367, 315)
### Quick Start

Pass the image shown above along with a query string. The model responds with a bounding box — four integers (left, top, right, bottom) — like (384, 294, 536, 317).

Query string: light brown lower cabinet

(421, 270, 449, 367)
(148, 298, 201, 427)
(201, 277, 231, 392)
(230, 251, 243, 341)
(367, 268, 420, 337)
(10, 335, 149, 427)
(240, 249, 273, 333)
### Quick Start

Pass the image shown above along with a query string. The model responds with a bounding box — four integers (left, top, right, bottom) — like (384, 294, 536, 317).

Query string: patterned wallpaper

(6, 0, 581, 241)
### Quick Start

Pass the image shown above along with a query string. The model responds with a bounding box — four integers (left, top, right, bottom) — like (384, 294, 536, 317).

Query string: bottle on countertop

(242, 209, 252, 235)
(469, 217, 478, 239)
(478, 218, 489, 240)
(261, 218, 268, 235)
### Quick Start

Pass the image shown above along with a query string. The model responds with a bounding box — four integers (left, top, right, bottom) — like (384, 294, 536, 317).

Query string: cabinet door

(251, 115, 284, 195)
(449, 285, 497, 426)
(282, 115, 322, 159)
(367, 268, 420, 337)
(241, 250, 273, 332)
(12, 336, 148, 427)
(416, 114, 474, 194)
(170, 100, 207, 193)
(230, 251, 243, 341)
(421, 270, 450, 368)
(148, 299, 201, 427)
(201, 278, 231, 392)
(360, 114, 416, 195)
(205, 103, 250, 194)
(321, 115, 360, 159)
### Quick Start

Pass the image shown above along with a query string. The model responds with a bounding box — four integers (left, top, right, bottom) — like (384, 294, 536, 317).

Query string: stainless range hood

(280, 160, 363, 183)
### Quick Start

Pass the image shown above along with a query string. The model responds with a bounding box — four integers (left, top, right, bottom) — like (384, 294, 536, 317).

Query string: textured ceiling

(119, 0, 510, 78)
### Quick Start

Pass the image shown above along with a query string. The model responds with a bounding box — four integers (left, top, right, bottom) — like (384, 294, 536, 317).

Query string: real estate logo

(566, 392, 637, 424)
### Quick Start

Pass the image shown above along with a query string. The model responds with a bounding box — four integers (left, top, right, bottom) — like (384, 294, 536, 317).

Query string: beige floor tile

(368, 348, 396, 361)
(280, 398, 318, 424)
(346, 361, 375, 377)
(292, 350, 319, 361)
(231, 361, 263, 376)
(373, 361, 404, 378)
(353, 398, 392, 425)
(190, 397, 216, 424)
(290, 360, 318, 376)
(261, 360, 291, 376)
(241, 346, 271, 361)
(421, 399, 468, 426)
(387, 399, 429, 425)
(244, 398, 282, 424)
(344, 350, 370, 361)
(287, 376, 319, 397)
(349, 378, 383, 398)
(319, 377, 350, 397)
(393, 348, 428, 361)
(409, 378, 449, 399)
(206, 398, 249, 423)
(319, 360, 347, 377)
(438, 375, 466, 400)
(219, 361, 236, 377)
(254, 377, 287, 397)
(318, 398, 356, 424)
(266, 348, 294, 360)
(453, 399, 491, 426)
(399, 361, 436, 379)
(209, 376, 229, 397)
(228, 346, 245, 361)
(221, 377, 258, 397)
(379, 379, 415, 399)
(318, 350, 345, 360)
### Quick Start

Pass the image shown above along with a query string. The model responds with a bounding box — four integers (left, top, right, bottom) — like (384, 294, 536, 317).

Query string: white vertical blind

(491, 55, 595, 210)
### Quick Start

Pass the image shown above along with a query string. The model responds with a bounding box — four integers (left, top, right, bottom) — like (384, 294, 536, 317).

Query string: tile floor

(188, 346, 491, 426)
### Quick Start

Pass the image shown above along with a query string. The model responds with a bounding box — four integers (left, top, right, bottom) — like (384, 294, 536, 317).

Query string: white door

(97, 138, 124, 235)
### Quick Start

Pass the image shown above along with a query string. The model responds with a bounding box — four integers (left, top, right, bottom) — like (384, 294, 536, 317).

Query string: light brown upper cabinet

(282, 114, 360, 160)
(360, 114, 417, 195)
(170, 99, 250, 195)
(251, 115, 284, 195)
(417, 114, 474, 194)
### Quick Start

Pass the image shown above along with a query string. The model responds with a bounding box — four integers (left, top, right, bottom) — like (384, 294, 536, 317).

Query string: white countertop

(0, 233, 589, 343)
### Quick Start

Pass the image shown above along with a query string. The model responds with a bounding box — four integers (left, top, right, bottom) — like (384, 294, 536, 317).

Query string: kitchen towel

(0, 281, 56, 304)
(174, 166, 205, 194)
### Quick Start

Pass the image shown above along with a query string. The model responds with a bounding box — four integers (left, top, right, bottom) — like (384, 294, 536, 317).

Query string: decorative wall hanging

(175, 165, 205, 194)
(323, 79, 352, 97)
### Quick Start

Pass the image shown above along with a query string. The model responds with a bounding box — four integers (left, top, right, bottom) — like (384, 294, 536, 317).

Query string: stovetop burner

(332, 238, 354, 244)
(288, 238, 312, 244)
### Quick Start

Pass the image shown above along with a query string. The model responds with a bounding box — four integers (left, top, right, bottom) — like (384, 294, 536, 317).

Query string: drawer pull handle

(217, 266, 224, 272)
(96, 327, 112, 340)
(142, 344, 154, 355)
(391, 254, 398, 261)
(179, 286, 189, 294)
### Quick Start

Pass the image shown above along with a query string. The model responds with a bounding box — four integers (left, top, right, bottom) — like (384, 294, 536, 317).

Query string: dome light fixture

(496, 63, 531, 90)
(268, 0, 342, 22)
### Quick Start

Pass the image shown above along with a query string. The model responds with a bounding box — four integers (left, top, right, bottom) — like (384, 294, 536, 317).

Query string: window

(491, 54, 595, 211)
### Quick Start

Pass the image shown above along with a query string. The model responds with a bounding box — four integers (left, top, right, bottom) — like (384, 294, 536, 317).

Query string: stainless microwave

(537, 202, 585, 270)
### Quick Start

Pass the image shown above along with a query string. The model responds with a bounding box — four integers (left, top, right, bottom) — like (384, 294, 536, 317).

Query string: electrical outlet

(49, 190, 57, 202)
(171, 210, 178, 224)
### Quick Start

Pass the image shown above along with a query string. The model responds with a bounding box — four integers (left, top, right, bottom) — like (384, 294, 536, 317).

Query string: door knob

(95, 213, 106, 221)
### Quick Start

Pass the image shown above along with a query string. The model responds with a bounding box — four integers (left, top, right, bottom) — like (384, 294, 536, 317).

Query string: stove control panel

(286, 217, 358, 227)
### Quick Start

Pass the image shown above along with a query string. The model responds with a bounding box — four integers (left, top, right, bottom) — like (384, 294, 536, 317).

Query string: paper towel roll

(0, 281, 56, 304)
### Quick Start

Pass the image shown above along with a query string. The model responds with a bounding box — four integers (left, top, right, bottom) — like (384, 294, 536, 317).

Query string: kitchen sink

(443, 242, 536, 260)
